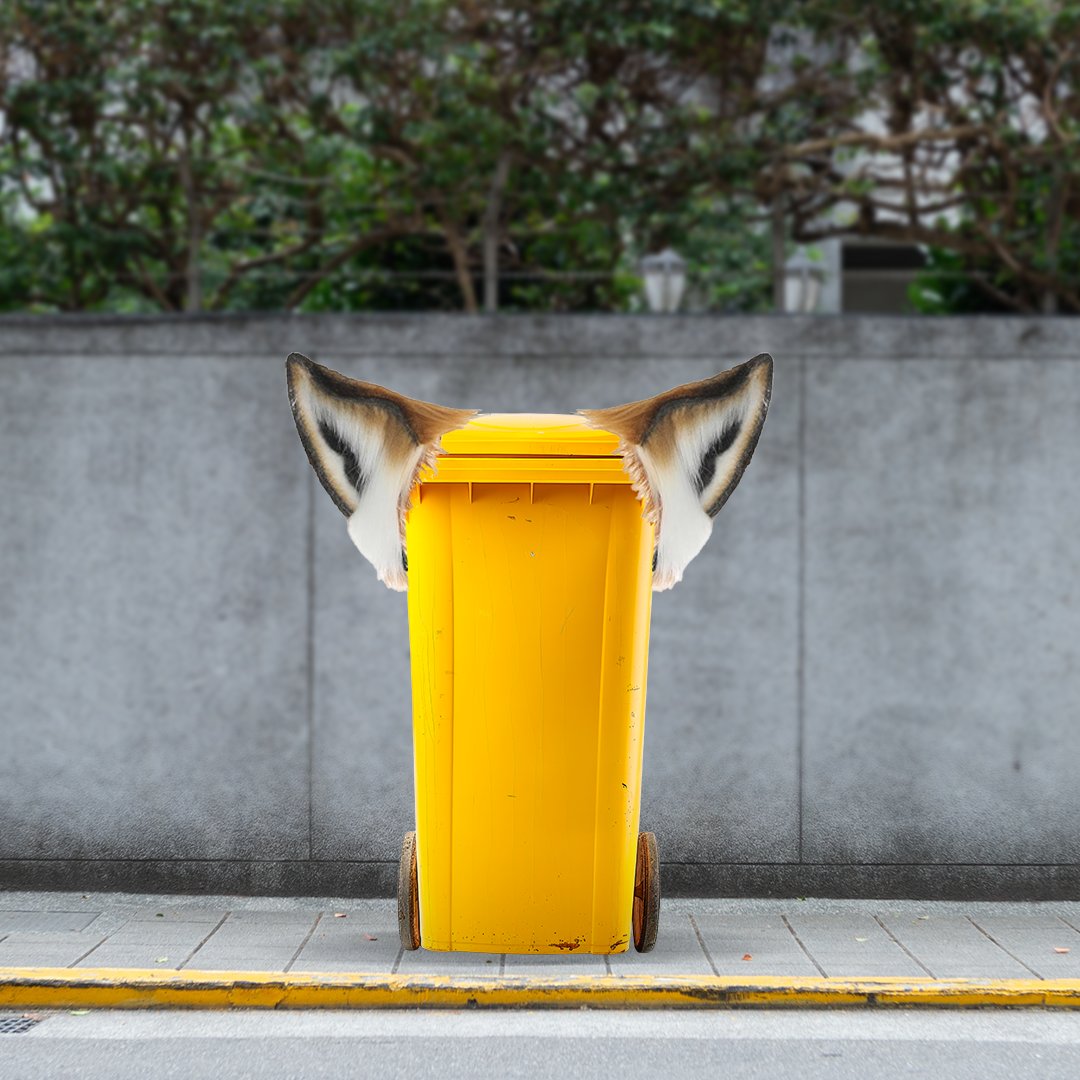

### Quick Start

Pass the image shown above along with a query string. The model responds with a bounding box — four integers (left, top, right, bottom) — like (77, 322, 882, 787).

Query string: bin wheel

(397, 831, 421, 951)
(632, 831, 660, 953)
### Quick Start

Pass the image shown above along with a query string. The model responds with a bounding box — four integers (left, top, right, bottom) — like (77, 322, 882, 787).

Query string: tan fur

(290, 351, 771, 593)
(400, 397, 478, 448)
(289, 358, 473, 445)
(581, 355, 773, 588)
(582, 362, 768, 450)
(287, 353, 476, 588)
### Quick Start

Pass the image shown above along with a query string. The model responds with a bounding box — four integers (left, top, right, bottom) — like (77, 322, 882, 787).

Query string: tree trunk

(482, 152, 512, 313)
(443, 218, 479, 314)
(1041, 166, 1065, 315)
(178, 131, 202, 313)
(772, 196, 786, 312)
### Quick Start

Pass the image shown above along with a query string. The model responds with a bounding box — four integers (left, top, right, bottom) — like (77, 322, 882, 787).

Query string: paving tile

(203, 919, 317, 950)
(74, 944, 193, 970)
(968, 916, 1080, 979)
(305, 915, 397, 939)
(503, 953, 607, 977)
(0, 910, 100, 933)
(6, 893, 1080, 983)
(1, 931, 108, 945)
(396, 949, 501, 975)
(692, 914, 820, 977)
(290, 918, 399, 973)
(607, 913, 713, 976)
(878, 914, 1033, 978)
(181, 946, 300, 972)
(223, 911, 322, 925)
(964, 912, 1076, 928)
(74, 910, 142, 937)
(128, 908, 229, 924)
(785, 913, 925, 978)
(289, 942, 399, 974)
(202, 924, 314, 944)
(0, 940, 104, 967)
(102, 922, 220, 946)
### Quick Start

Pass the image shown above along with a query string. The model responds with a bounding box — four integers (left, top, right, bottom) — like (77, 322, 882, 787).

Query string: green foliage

(777, 0, 1080, 313)
(0, 0, 1076, 313)
(912, 166, 1080, 314)
(908, 247, 999, 314)
(0, 0, 779, 312)
(0, 0, 347, 311)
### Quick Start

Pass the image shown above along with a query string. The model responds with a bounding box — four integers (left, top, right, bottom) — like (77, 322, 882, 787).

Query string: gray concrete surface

(1, 315, 1079, 898)
(804, 358, 1080, 867)
(3, 892, 1080, 978)
(0, 353, 310, 868)
(6, 1010, 1080, 1080)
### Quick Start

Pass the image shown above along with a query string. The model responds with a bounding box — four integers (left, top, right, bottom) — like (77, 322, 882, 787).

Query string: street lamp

(783, 248, 825, 313)
(641, 248, 687, 313)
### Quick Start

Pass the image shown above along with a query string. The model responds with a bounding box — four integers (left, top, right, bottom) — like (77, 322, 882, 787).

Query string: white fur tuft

(632, 444, 713, 591)
(585, 357, 771, 590)
(345, 443, 424, 591)
(300, 383, 422, 589)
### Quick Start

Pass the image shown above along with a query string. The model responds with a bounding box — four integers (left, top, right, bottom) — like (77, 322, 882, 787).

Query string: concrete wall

(2, 314, 1078, 899)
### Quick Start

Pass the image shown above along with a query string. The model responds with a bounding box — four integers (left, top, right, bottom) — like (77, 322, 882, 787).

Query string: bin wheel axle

(397, 831, 421, 951)
(632, 831, 660, 953)
(399, 829, 655, 953)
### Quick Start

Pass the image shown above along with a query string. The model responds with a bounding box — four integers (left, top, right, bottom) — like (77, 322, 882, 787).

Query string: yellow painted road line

(4, 969, 1080, 1010)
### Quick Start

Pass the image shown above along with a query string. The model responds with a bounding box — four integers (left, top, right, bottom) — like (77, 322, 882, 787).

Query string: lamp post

(641, 248, 687, 313)
(783, 248, 825, 313)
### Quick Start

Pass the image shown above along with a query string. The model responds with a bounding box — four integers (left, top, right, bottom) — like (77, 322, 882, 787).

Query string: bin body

(405, 415, 654, 953)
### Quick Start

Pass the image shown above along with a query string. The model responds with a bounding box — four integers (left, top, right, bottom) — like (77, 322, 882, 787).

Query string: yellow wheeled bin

(397, 413, 660, 955)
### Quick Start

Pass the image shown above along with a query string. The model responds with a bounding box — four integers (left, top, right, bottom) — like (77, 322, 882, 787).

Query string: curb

(4, 968, 1080, 1010)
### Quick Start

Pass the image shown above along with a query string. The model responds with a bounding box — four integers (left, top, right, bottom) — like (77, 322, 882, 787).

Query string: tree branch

(482, 150, 513, 313)
(129, 252, 176, 311)
(283, 226, 407, 309)
(441, 214, 479, 314)
(783, 125, 984, 159)
(209, 235, 323, 310)
(968, 273, 1033, 314)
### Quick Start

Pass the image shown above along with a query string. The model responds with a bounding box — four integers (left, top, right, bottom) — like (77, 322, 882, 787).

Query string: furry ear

(287, 353, 476, 590)
(580, 354, 773, 591)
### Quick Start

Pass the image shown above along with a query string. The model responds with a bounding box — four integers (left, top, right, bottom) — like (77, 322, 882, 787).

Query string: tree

(0, 0, 417, 311)
(758, 1, 1080, 312)
(310, 0, 780, 311)
(0, 0, 779, 313)
(2, 0, 1075, 314)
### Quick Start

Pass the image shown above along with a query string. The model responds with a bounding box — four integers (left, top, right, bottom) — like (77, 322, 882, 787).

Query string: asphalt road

(4, 1009, 1080, 1079)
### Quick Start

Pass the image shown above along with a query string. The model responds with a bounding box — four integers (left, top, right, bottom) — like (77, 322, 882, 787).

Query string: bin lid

(440, 413, 620, 457)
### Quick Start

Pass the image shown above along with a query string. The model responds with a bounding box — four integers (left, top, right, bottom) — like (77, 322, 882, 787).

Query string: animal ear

(580, 354, 772, 591)
(287, 353, 476, 590)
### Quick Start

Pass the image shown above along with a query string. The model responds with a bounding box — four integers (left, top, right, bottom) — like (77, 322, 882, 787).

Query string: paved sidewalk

(2, 892, 1080, 1008)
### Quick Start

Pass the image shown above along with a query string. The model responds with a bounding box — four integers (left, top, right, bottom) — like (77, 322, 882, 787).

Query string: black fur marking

(703, 366, 773, 520)
(693, 420, 742, 496)
(641, 362, 753, 446)
(300, 353, 420, 445)
(402, 550, 408, 572)
(652, 548, 658, 572)
(318, 420, 365, 497)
